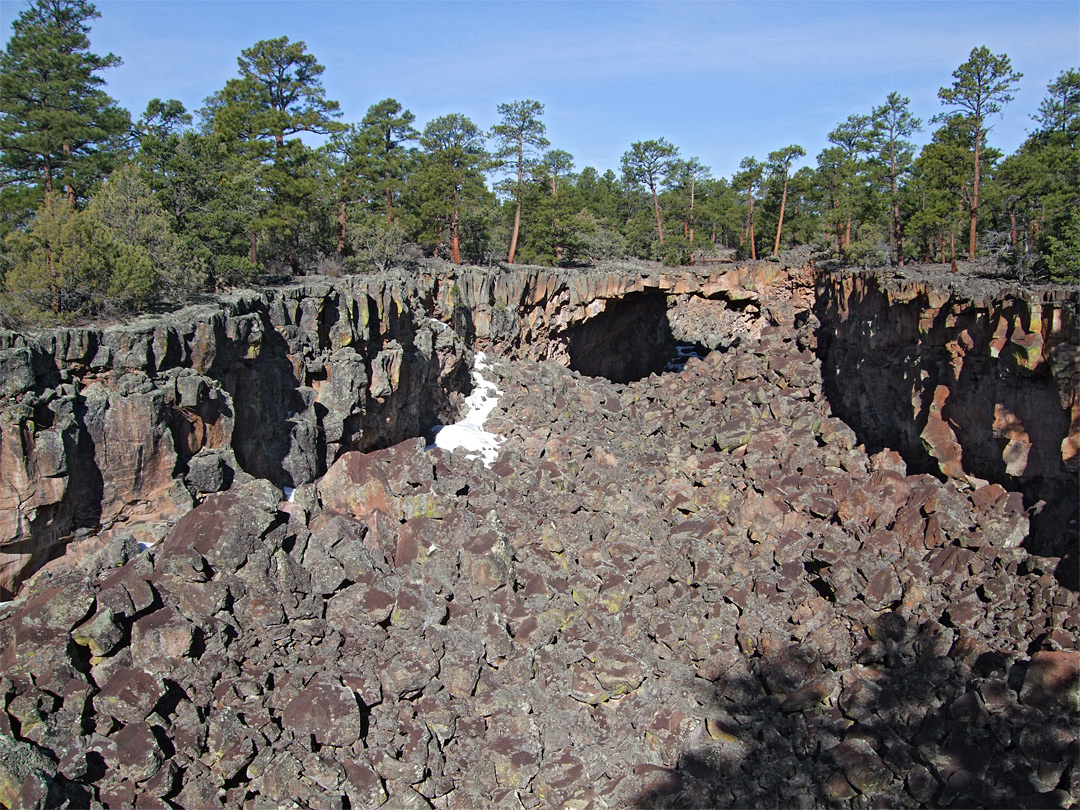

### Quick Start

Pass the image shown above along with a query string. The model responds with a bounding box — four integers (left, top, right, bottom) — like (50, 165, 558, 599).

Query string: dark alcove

(565, 291, 680, 383)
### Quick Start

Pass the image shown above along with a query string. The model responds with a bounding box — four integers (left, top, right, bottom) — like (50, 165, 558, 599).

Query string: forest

(1, 0, 1077, 325)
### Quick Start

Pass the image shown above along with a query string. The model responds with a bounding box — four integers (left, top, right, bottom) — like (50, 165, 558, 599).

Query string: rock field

(1, 266, 1077, 809)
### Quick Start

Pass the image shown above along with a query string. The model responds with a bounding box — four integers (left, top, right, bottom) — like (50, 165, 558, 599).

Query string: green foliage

(937, 46, 1023, 126)
(906, 118, 978, 260)
(621, 138, 679, 250)
(3, 0, 1075, 323)
(198, 37, 342, 275)
(575, 167, 624, 224)
(733, 156, 765, 258)
(202, 36, 342, 147)
(255, 139, 332, 273)
(85, 162, 206, 297)
(693, 176, 742, 250)
(871, 93, 921, 264)
(411, 114, 493, 263)
(490, 100, 549, 262)
(1, 201, 155, 322)
(356, 98, 419, 221)
(1039, 206, 1080, 282)
(513, 148, 583, 265)
(0, 0, 130, 228)
(936, 46, 1023, 257)
(136, 128, 260, 289)
(991, 69, 1080, 281)
(567, 210, 628, 263)
(346, 216, 408, 273)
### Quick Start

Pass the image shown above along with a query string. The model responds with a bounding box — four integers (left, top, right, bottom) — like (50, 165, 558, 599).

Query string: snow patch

(431, 352, 504, 467)
(138, 540, 157, 552)
(283, 486, 296, 503)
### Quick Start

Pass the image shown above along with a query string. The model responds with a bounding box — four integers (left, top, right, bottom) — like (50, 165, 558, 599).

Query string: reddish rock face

(0, 258, 1076, 809)
(0, 276, 471, 596)
(817, 270, 1078, 560)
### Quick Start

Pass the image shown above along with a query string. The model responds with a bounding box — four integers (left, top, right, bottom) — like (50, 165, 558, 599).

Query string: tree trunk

(969, 123, 981, 258)
(689, 176, 696, 266)
(43, 157, 53, 204)
(62, 141, 75, 206)
(772, 173, 789, 256)
(451, 209, 461, 265)
(939, 232, 946, 264)
(507, 134, 524, 263)
(748, 194, 756, 260)
(508, 199, 522, 264)
(651, 181, 664, 245)
(384, 170, 394, 222)
(890, 161, 901, 265)
(893, 197, 904, 266)
(337, 199, 348, 259)
(1009, 209, 1017, 248)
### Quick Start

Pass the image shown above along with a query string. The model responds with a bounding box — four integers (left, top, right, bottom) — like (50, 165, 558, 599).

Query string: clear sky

(2, 0, 1077, 179)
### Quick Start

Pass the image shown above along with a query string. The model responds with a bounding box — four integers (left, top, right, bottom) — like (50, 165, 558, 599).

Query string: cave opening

(565, 290, 706, 384)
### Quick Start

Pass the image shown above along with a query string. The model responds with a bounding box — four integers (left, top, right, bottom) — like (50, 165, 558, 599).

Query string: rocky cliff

(816, 268, 1079, 570)
(0, 258, 1077, 810)
(0, 275, 471, 599)
(0, 260, 803, 598)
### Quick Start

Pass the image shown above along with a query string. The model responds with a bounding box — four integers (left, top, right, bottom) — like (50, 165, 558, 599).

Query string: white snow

(283, 486, 296, 502)
(138, 540, 157, 551)
(432, 352, 504, 467)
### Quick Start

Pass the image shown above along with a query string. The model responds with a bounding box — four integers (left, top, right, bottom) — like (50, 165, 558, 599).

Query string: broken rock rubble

(1, 310, 1077, 810)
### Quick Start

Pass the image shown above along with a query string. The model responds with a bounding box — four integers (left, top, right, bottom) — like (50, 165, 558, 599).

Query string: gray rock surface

(0, 257, 1076, 808)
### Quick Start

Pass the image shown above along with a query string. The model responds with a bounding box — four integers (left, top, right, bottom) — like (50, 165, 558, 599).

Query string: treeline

(1, 1, 1077, 324)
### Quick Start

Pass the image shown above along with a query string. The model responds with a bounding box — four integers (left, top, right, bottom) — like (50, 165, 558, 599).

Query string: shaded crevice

(813, 272, 1079, 589)
(565, 291, 678, 383)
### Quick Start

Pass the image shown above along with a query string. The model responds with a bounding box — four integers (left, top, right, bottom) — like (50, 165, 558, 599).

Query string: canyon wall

(2, 258, 1076, 597)
(1, 258, 1078, 808)
(816, 269, 1079, 565)
(0, 261, 799, 597)
(0, 275, 471, 598)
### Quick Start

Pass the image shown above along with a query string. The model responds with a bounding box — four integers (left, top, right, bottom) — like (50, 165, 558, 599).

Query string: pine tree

(871, 93, 921, 265)
(936, 46, 1022, 257)
(490, 100, 549, 263)
(733, 157, 763, 259)
(0, 0, 130, 225)
(358, 98, 419, 223)
(997, 69, 1080, 280)
(203, 36, 342, 149)
(201, 37, 342, 272)
(621, 139, 679, 248)
(766, 145, 805, 256)
(413, 114, 491, 264)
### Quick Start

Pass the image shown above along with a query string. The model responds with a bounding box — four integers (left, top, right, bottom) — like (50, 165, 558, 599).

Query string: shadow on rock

(634, 613, 1079, 809)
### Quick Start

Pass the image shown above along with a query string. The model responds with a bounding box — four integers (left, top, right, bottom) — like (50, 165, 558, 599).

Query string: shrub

(346, 217, 408, 273)
(1, 201, 155, 323)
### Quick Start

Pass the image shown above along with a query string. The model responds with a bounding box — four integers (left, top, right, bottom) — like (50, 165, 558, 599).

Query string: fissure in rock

(565, 291, 678, 383)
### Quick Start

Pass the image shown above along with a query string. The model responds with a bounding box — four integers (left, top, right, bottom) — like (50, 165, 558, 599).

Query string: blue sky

(2, 0, 1077, 179)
